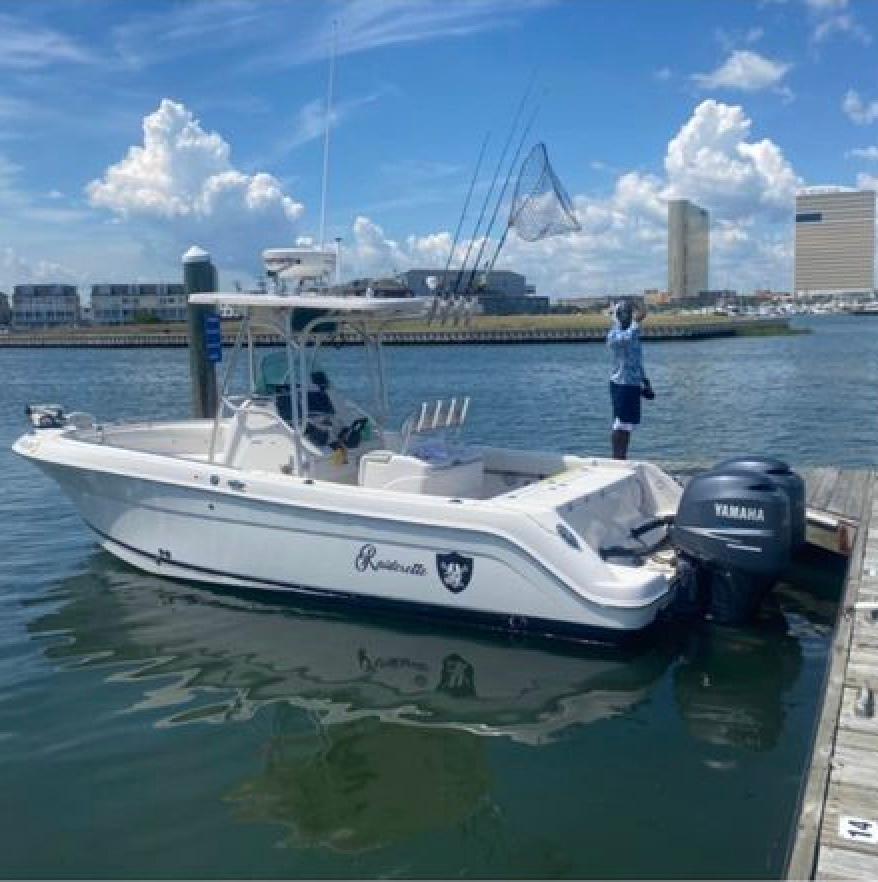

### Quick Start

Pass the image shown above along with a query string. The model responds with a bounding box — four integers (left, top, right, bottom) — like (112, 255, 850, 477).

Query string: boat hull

(13, 431, 675, 640)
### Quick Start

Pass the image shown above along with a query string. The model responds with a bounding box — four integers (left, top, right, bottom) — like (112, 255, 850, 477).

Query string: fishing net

(509, 142, 580, 241)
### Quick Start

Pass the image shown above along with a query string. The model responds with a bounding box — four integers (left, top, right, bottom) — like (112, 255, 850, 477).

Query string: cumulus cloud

(843, 90, 878, 125)
(86, 99, 304, 269)
(663, 100, 799, 219)
(692, 50, 791, 94)
(342, 101, 800, 295)
(81, 98, 802, 296)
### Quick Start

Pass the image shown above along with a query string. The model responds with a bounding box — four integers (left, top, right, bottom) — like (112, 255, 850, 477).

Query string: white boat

(13, 269, 805, 639)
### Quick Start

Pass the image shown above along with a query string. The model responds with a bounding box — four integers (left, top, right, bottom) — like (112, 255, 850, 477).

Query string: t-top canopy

(188, 292, 429, 322)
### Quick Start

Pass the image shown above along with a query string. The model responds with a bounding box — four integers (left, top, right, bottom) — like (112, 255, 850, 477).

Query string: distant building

(90, 283, 186, 324)
(340, 277, 414, 298)
(794, 188, 875, 296)
(401, 269, 548, 315)
(668, 199, 709, 300)
(0, 292, 10, 326)
(12, 284, 80, 329)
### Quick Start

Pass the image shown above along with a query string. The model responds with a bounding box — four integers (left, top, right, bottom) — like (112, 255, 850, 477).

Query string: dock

(0, 317, 790, 348)
(787, 468, 878, 879)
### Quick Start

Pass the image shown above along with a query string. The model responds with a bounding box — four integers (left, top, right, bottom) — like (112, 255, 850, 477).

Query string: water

(0, 315, 865, 878)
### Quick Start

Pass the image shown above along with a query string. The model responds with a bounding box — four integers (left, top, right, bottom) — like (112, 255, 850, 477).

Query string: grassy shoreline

(0, 313, 797, 342)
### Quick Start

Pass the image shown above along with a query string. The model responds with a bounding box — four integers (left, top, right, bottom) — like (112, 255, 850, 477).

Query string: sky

(2, 0, 878, 298)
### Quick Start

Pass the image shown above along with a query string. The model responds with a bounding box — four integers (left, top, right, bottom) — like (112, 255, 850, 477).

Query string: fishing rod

(462, 100, 540, 297)
(450, 73, 537, 300)
(429, 132, 490, 323)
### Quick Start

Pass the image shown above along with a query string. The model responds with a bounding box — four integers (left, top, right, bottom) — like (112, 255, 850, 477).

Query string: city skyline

(2, 1, 878, 297)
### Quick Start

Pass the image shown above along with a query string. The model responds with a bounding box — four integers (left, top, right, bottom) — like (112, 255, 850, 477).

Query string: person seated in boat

(607, 300, 654, 460)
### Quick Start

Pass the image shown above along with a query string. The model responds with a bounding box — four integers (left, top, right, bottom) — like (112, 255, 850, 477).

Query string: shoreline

(0, 316, 796, 348)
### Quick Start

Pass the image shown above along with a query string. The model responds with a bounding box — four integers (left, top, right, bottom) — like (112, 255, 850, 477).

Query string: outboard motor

(712, 457, 806, 550)
(671, 469, 792, 624)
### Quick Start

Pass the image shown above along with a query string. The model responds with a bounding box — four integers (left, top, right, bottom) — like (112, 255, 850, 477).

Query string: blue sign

(204, 314, 222, 363)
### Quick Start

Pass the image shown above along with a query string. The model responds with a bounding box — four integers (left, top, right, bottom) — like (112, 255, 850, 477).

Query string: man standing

(607, 300, 653, 460)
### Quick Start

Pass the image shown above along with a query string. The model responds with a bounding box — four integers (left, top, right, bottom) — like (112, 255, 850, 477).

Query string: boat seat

(359, 444, 484, 497)
(221, 399, 298, 473)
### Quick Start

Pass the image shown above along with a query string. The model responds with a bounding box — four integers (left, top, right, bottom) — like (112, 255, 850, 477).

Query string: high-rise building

(668, 199, 709, 300)
(794, 188, 875, 295)
(12, 284, 80, 328)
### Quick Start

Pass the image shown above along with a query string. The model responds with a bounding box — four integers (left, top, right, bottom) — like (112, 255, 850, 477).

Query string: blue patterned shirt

(607, 321, 644, 386)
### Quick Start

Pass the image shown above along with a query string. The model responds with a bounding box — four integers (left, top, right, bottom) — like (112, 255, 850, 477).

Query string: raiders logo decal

(436, 552, 474, 593)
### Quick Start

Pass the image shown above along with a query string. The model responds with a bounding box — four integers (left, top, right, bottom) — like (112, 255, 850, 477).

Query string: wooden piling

(183, 246, 219, 419)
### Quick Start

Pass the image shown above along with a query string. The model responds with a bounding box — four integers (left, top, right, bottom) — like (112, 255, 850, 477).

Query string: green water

(0, 317, 861, 877)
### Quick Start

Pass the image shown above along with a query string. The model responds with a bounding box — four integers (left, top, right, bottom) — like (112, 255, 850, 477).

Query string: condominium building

(90, 283, 186, 324)
(0, 292, 10, 326)
(668, 199, 709, 300)
(12, 284, 80, 328)
(794, 188, 875, 295)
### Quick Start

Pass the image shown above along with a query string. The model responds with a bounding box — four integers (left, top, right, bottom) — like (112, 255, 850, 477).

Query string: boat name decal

(355, 544, 427, 576)
(714, 503, 766, 522)
(357, 649, 429, 674)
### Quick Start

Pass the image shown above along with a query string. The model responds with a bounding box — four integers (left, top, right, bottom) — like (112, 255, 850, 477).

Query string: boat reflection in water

(28, 554, 830, 852)
(32, 556, 681, 743)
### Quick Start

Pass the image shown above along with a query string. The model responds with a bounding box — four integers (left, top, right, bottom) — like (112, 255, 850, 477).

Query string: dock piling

(183, 246, 219, 419)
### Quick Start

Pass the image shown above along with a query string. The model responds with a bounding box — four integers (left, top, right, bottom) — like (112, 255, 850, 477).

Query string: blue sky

(2, 0, 878, 297)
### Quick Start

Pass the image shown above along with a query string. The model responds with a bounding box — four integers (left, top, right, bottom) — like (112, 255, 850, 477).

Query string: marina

(0, 315, 873, 877)
(3, 0, 878, 877)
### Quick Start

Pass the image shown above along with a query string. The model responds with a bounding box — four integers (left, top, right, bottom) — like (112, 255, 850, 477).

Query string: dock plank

(812, 468, 842, 514)
(820, 782, 878, 853)
(817, 844, 878, 880)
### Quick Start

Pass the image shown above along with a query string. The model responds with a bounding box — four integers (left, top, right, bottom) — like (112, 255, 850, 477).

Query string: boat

(12, 251, 807, 639)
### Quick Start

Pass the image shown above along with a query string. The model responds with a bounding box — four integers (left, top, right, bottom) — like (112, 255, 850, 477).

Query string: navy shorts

(610, 382, 641, 427)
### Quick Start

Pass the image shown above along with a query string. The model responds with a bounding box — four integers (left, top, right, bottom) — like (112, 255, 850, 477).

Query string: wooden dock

(787, 468, 878, 879)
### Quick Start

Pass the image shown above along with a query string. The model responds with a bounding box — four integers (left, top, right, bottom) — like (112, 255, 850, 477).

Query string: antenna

(319, 20, 337, 250)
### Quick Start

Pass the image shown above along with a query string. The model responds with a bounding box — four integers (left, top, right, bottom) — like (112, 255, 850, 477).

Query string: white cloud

(0, 247, 80, 292)
(663, 100, 799, 219)
(111, 0, 550, 72)
(856, 172, 878, 191)
(847, 146, 878, 160)
(843, 89, 878, 124)
(86, 99, 304, 269)
(252, 90, 386, 170)
(0, 13, 95, 69)
(813, 13, 871, 44)
(806, 0, 871, 44)
(693, 50, 791, 93)
(805, 0, 847, 10)
(342, 101, 801, 295)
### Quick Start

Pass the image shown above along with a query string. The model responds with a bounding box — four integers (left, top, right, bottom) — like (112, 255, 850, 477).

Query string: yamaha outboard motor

(712, 457, 806, 550)
(671, 469, 793, 624)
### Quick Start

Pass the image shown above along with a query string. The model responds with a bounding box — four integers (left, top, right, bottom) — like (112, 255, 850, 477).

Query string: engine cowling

(671, 469, 792, 624)
(712, 457, 805, 550)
